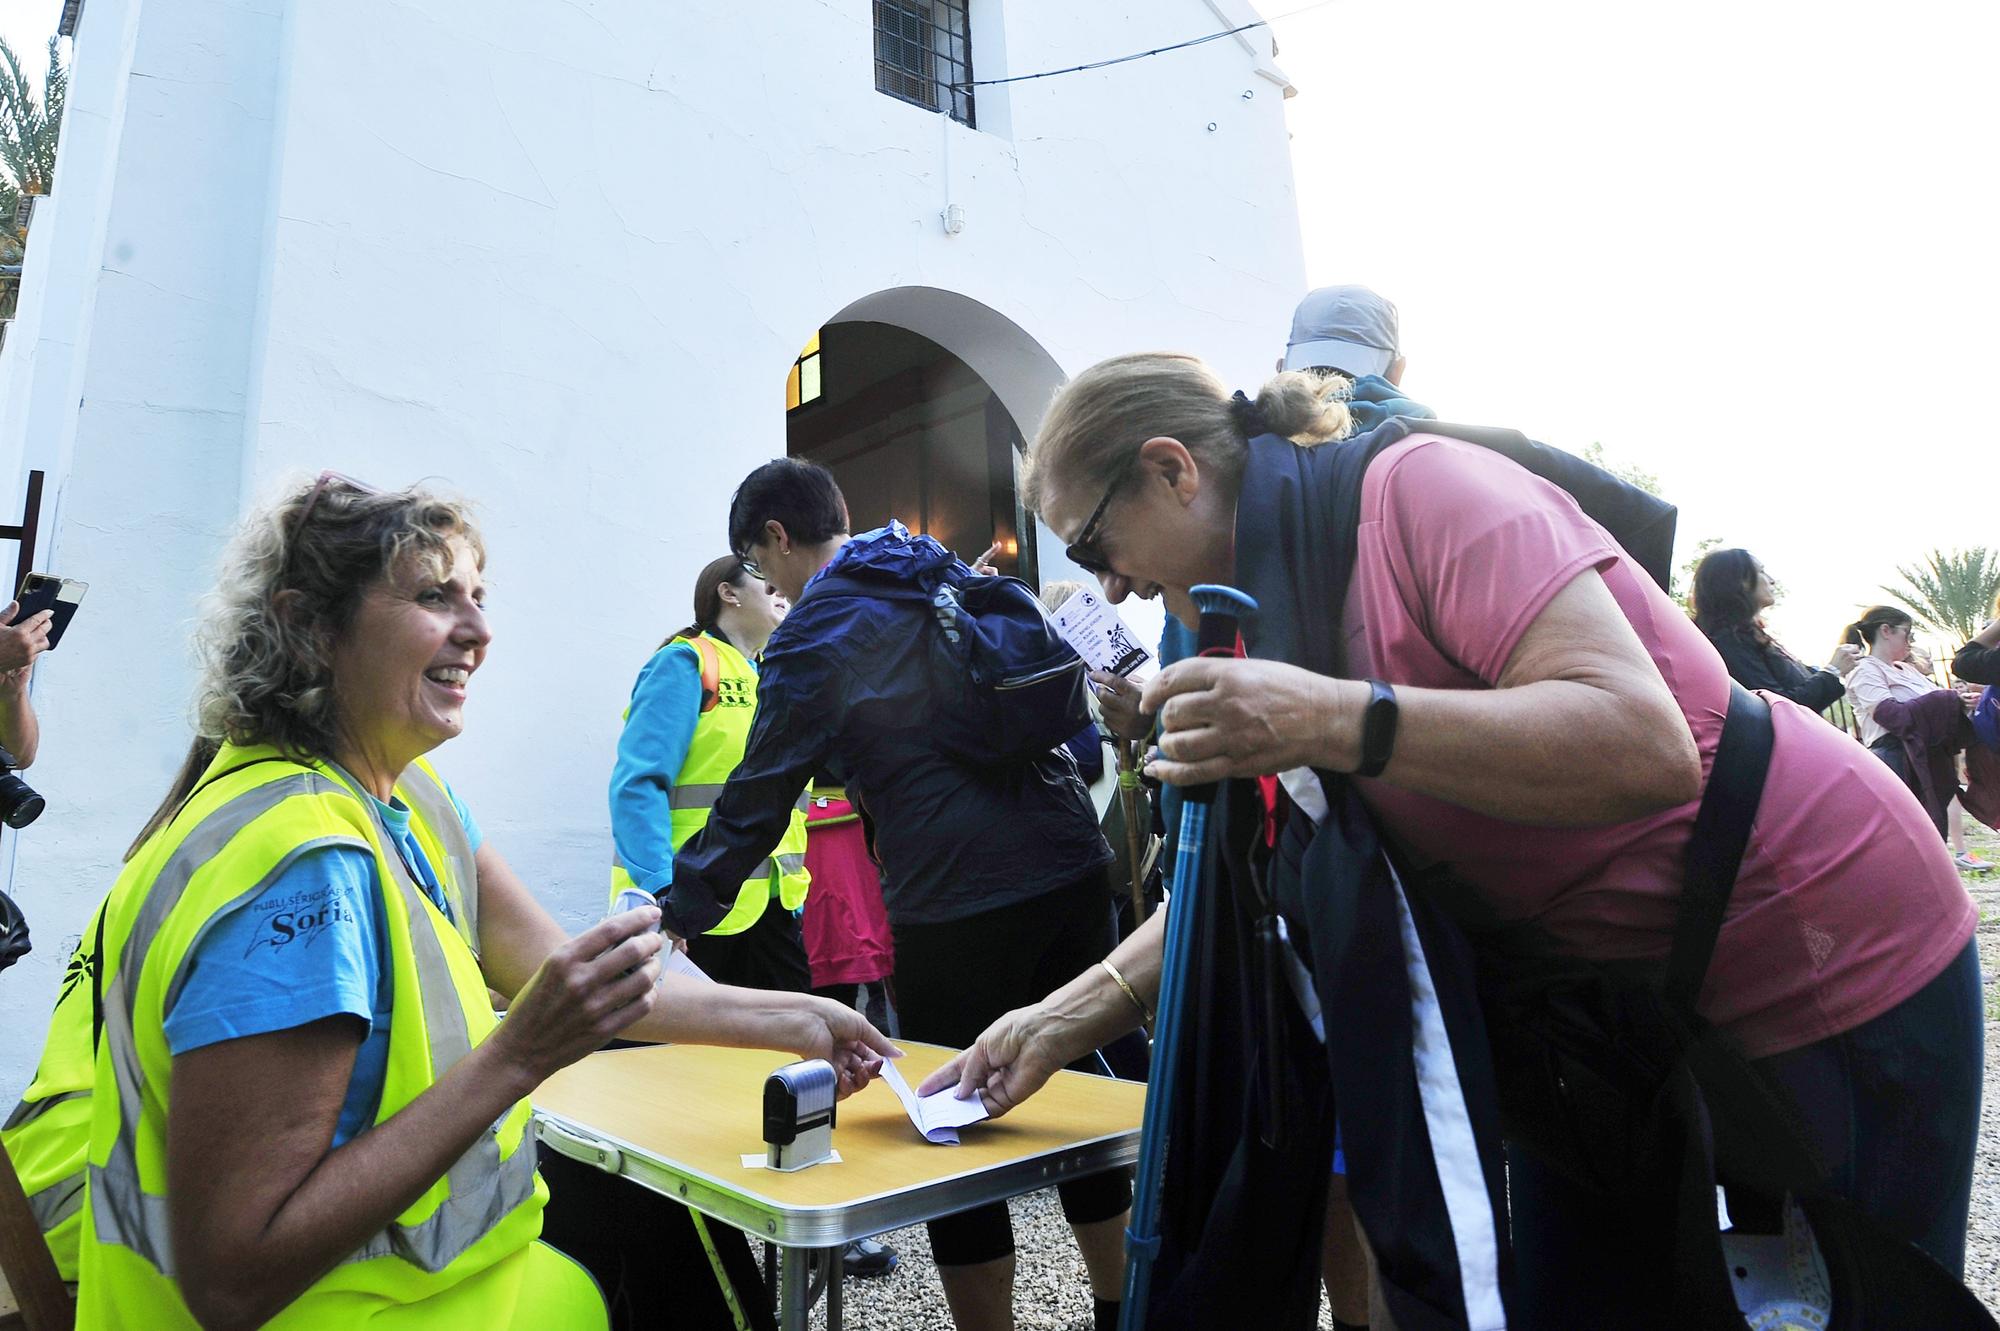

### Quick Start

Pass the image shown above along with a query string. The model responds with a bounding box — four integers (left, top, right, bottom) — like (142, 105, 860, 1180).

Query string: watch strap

(1357, 678, 1399, 778)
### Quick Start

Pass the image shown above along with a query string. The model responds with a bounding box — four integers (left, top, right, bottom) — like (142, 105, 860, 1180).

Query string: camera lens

(0, 772, 45, 828)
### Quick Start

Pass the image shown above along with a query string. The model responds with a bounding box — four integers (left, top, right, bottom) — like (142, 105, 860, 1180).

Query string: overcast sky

(6, 0, 1994, 656)
(1270, 0, 1999, 657)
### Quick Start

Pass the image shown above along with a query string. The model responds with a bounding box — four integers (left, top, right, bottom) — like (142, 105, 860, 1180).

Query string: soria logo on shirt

(716, 678, 754, 709)
(56, 937, 94, 1007)
(244, 886, 356, 956)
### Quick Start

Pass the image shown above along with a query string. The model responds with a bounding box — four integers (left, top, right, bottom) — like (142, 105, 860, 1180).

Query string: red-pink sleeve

(1373, 439, 1620, 683)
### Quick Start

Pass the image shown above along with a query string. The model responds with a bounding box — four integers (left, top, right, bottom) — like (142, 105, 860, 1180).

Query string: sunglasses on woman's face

(285, 470, 380, 581)
(1064, 454, 1143, 577)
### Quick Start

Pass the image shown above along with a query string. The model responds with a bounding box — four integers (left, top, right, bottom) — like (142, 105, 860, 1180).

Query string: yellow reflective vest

(76, 743, 602, 1329)
(1, 898, 103, 1281)
(610, 632, 810, 934)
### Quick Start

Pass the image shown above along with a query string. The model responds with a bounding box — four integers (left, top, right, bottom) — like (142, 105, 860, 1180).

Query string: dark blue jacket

(665, 524, 1111, 934)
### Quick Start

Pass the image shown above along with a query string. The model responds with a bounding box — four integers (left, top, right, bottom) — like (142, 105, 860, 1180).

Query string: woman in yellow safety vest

(605, 556, 902, 1285)
(59, 474, 893, 1331)
(609, 555, 812, 993)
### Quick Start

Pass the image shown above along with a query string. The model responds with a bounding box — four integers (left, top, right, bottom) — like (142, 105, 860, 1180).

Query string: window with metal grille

(873, 0, 974, 128)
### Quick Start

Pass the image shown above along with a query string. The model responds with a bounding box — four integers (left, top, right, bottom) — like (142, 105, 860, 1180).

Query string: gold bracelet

(1100, 959, 1154, 1027)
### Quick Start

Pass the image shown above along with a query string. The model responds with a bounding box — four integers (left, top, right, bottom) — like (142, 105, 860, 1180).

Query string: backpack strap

(1663, 684, 1774, 1018)
(687, 636, 722, 714)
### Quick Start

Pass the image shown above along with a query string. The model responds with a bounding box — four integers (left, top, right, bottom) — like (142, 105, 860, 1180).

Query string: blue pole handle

(1177, 585, 1258, 808)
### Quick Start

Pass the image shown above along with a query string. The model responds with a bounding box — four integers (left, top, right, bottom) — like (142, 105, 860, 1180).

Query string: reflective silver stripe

(793, 790, 812, 814)
(28, 1173, 84, 1231)
(94, 772, 345, 1275)
(345, 789, 534, 1273)
(397, 763, 480, 951)
(5, 1088, 88, 1131)
(668, 782, 725, 811)
(745, 853, 806, 886)
(92, 769, 535, 1280)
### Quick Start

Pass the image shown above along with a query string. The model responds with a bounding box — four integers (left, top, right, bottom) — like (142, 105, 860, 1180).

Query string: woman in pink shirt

(927, 354, 1980, 1323)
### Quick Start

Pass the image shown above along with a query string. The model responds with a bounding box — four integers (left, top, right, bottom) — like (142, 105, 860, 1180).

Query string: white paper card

(664, 948, 713, 983)
(740, 1149, 843, 1170)
(879, 1061, 990, 1145)
(1050, 588, 1151, 677)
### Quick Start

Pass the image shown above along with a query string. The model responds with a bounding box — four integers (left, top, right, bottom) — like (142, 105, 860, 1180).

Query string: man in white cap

(1280, 283, 1407, 385)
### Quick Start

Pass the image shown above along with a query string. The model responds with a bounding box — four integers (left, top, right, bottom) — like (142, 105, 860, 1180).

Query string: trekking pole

(1121, 584, 1257, 1331)
(1117, 738, 1151, 925)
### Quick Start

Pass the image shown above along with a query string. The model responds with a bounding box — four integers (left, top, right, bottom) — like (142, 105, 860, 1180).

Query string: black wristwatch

(1356, 678, 1399, 778)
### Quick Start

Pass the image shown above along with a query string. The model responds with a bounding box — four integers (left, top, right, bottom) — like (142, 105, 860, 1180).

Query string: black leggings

(892, 870, 1135, 1266)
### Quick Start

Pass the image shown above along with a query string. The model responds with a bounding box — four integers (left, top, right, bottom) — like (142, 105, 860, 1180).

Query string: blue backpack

(800, 566, 1091, 767)
(1973, 685, 2000, 752)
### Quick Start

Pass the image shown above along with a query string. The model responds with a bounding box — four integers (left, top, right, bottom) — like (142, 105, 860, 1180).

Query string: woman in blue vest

(610, 555, 811, 993)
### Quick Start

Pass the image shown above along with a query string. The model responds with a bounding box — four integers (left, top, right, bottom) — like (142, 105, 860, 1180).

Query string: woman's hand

(1141, 657, 1358, 785)
(487, 907, 664, 1088)
(1090, 669, 1150, 741)
(919, 910, 1166, 1117)
(784, 996, 899, 1098)
(0, 603, 51, 673)
(917, 1002, 1071, 1118)
(1830, 643, 1863, 677)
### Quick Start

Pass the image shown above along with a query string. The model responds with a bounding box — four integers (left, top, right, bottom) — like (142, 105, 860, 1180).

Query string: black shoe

(842, 1236, 899, 1278)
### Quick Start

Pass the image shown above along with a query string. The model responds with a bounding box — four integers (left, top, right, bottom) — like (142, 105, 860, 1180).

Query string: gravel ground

(1956, 821, 1999, 1314)
(806, 1191, 1340, 1331)
(815, 828, 2000, 1329)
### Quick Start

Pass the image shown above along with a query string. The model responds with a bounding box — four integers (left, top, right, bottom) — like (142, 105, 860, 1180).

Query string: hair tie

(1228, 390, 1269, 438)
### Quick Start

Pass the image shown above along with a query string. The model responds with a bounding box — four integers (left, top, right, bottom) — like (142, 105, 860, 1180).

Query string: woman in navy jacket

(1952, 591, 2000, 685)
(1689, 547, 1858, 713)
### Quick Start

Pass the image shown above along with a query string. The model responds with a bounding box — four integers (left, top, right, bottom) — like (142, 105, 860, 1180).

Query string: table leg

(826, 1244, 844, 1330)
(780, 1245, 809, 1331)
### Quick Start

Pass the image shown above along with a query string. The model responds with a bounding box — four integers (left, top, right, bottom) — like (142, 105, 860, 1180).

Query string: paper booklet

(664, 947, 713, 983)
(879, 1060, 990, 1145)
(1048, 587, 1152, 677)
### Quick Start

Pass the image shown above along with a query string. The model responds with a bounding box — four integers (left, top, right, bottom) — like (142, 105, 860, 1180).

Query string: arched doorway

(784, 316, 1037, 579)
(779, 287, 1162, 661)
(778, 288, 1162, 847)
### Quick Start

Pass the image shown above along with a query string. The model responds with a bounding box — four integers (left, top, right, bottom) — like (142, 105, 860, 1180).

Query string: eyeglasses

(286, 470, 380, 581)
(737, 551, 767, 582)
(1064, 452, 1143, 577)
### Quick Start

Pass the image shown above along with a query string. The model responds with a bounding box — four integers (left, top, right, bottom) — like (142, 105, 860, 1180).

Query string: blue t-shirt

(162, 780, 482, 1147)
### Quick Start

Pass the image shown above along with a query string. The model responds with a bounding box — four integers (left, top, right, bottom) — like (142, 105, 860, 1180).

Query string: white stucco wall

(1, 0, 1305, 1092)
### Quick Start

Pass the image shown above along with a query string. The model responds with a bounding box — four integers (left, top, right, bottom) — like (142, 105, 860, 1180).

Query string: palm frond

(0, 35, 64, 198)
(1882, 547, 2000, 646)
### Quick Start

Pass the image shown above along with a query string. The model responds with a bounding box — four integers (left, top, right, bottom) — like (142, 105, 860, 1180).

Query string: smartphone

(12, 573, 87, 650)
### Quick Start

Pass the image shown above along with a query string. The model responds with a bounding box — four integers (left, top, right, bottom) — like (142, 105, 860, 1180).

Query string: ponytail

(1251, 369, 1355, 445)
(663, 554, 749, 650)
(1842, 604, 1912, 651)
(126, 735, 222, 862)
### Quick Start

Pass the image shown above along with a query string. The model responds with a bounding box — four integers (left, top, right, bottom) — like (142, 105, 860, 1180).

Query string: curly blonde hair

(130, 477, 483, 856)
(1022, 353, 1355, 517)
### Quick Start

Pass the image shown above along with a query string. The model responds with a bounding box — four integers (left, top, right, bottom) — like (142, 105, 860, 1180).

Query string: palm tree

(1882, 547, 2000, 646)
(1, 35, 66, 318)
(1, 35, 67, 208)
